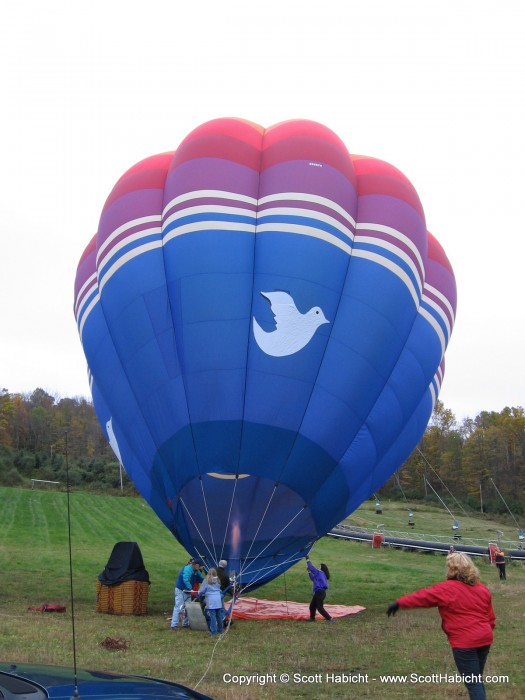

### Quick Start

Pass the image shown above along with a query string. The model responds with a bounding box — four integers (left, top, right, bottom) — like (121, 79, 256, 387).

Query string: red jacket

(397, 579, 496, 649)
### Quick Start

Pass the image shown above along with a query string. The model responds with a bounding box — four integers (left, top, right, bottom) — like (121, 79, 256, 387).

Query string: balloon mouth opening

(171, 471, 318, 590)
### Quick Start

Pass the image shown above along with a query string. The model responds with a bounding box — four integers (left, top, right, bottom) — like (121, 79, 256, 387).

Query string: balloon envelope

(74, 118, 456, 590)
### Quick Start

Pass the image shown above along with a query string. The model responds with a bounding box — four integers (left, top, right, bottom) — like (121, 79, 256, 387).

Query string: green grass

(343, 499, 522, 546)
(0, 486, 523, 699)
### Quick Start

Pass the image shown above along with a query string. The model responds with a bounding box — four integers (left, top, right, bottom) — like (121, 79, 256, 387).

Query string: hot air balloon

(74, 118, 456, 591)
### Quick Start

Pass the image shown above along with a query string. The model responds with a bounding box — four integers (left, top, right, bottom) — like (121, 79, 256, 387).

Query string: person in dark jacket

(306, 555, 334, 623)
(494, 548, 506, 580)
(217, 560, 230, 592)
(387, 552, 496, 700)
(215, 559, 236, 629)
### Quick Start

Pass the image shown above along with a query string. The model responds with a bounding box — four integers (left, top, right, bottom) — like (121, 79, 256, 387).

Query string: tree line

(1, 388, 524, 515)
(0, 387, 132, 492)
(384, 401, 525, 517)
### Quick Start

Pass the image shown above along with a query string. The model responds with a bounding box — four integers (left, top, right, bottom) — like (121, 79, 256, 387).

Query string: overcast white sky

(1, 1, 524, 421)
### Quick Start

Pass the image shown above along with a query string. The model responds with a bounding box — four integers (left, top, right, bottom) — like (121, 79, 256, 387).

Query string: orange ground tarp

(230, 597, 366, 620)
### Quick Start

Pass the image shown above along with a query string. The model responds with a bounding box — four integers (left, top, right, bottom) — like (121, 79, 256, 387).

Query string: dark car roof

(0, 663, 213, 699)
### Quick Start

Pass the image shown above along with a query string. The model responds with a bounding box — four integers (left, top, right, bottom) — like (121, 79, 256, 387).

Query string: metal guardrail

(333, 523, 521, 550)
(329, 524, 525, 560)
(31, 479, 60, 489)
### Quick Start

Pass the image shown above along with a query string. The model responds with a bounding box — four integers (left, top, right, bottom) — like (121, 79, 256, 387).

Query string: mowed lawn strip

(0, 487, 523, 699)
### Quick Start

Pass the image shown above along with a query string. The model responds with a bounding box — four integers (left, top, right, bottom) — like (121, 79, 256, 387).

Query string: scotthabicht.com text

(222, 671, 510, 687)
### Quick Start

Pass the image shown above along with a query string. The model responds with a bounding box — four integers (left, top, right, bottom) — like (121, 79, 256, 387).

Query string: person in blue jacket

(306, 555, 335, 623)
(197, 568, 224, 636)
(171, 558, 204, 630)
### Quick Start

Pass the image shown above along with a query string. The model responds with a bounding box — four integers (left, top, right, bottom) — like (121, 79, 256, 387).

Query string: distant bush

(3, 467, 23, 486)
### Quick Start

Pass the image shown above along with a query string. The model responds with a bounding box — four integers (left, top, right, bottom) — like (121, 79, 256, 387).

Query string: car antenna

(65, 430, 81, 699)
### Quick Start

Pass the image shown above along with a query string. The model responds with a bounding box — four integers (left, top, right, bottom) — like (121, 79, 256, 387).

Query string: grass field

(0, 486, 523, 699)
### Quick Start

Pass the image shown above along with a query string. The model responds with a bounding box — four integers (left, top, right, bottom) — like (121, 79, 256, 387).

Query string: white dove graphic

(253, 291, 329, 357)
(106, 417, 124, 467)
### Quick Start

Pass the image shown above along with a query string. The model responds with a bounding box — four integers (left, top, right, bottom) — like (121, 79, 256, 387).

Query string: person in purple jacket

(306, 555, 335, 623)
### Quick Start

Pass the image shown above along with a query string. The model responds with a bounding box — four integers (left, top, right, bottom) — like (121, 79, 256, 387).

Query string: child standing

(306, 555, 334, 623)
(198, 568, 224, 636)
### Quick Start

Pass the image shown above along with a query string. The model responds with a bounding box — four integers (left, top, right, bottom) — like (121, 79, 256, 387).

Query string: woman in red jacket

(387, 552, 496, 700)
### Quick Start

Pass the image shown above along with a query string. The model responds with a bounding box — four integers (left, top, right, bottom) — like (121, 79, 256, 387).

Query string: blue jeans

(452, 646, 491, 700)
(207, 607, 224, 635)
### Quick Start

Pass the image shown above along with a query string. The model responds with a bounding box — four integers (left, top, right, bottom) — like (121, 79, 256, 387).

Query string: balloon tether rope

(193, 578, 239, 692)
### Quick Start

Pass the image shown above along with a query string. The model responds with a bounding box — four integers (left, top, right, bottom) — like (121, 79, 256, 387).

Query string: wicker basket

(96, 579, 149, 615)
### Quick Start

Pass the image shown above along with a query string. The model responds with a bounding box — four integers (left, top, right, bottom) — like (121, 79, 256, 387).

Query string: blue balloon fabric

(74, 118, 456, 590)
